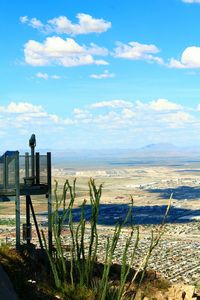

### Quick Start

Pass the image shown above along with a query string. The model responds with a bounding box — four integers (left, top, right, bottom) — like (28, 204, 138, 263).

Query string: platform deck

(0, 184, 49, 200)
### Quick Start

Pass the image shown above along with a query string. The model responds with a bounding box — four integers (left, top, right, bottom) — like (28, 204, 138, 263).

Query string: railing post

(3, 154, 8, 189)
(3, 154, 6, 189)
(47, 152, 52, 255)
(15, 152, 20, 250)
(25, 152, 29, 178)
(36, 152, 40, 185)
(26, 196, 31, 245)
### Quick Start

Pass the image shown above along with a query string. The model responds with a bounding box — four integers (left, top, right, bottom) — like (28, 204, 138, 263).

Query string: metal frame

(0, 139, 52, 253)
(15, 152, 20, 249)
(47, 152, 52, 254)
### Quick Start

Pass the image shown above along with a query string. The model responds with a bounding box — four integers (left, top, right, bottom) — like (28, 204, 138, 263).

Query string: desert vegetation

(0, 179, 171, 300)
(41, 179, 170, 299)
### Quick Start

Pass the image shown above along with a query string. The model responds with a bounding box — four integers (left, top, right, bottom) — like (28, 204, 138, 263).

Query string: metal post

(36, 152, 40, 185)
(26, 196, 31, 245)
(28, 196, 43, 250)
(47, 152, 52, 255)
(31, 147, 35, 179)
(25, 152, 29, 178)
(29, 134, 36, 184)
(3, 154, 6, 189)
(3, 154, 8, 189)
(15, 152, 20, 250)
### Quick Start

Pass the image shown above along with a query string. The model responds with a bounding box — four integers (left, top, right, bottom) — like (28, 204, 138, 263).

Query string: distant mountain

(132, 143, 180, 156)
(139, 143, 177, 152)
(132, 143, 200, 158)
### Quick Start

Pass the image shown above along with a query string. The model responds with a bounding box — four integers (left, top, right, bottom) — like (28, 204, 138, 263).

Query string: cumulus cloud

(81, 99, 194, 130)
(169, 46, 200, 69)
(90, 100, 133, 109)
(20, 13, 111, 35)
(122, 108, 136, 118)
(161, 111, 194, 128)
(0, 102, 74, 131)
(20, 15, 43, 29)
(24, 37, 108, 67)
(114, 41, 164, 65)
(136, 99, 183, 111)
(90, 70, 115, 79)
(35, 72, 61, 80)
(73, 108, 91, 119)
(1, 99, 200, 148)
(0, 102, 44, 114)
(113, 41, 200, 70)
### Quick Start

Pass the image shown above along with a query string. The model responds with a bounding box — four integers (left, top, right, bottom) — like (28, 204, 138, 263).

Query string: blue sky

(1, 0, 200, 150)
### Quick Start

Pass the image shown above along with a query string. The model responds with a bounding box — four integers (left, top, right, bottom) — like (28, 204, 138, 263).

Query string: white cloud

(1, 99, 200, 149)
(148, 99, 182, 111)
(135, 99, 182, 112)
(87, 43, 108, 56)
(168, 58, 185, 69)
(0, 102, 76, 138)
(73, 108, 91, 119)
(51, 75, 61, 80)
(140, 100, 194, 128)
(169, 46, 200, 69)
(85, 99, 194, 130)
(122, 108, 136, 118)
(90, 100, 133, 109)
(90, 70, 115, 79)
(182, 0, 200, 3)
(29, 18, 43, 29)
(35, 72, 61, 80)
(20, 16, 28, 23)
(24, 37, 108, 67)
(161, 111, 195, 128)
(0, 102, 44, 114)
(36, 72, 49, 80)
(20, 13, 111, 35)
(114, 41, 164, 65)
(113, 41, 200, 70)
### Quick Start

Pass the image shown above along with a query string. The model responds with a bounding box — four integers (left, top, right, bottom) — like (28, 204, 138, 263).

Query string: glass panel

(0, 161, 3, 187)
(7, 157, 15, 187)
(39, 155, 48, 184)
(19, 154, 48, 185)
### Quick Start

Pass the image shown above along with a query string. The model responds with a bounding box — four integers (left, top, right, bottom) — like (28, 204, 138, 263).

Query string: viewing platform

(0, 135, 52, 251)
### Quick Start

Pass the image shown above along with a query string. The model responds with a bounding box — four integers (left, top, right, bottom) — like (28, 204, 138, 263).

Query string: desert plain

(0, 162, 200, 297)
